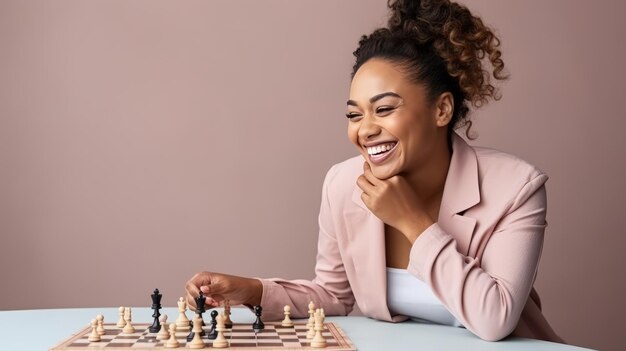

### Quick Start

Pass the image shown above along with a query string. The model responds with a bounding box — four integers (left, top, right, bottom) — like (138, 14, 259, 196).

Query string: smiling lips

(366, 142, 398, 165)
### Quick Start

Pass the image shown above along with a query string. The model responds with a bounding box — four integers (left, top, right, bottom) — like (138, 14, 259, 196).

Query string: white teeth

(367, 142, 396, 155)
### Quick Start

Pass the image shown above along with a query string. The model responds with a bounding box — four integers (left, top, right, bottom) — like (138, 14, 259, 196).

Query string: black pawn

(252, 305, 264, 333)
(186, 320, 194, 342)
(149, 288, 162, 333)
(207, 310, 218, 340)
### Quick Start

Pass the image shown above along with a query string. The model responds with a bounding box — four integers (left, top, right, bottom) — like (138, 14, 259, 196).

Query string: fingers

(362, 162, 381, 184)
(205, 296, 221, 308)
(185, 271, 214, 311)
(356, 174, 374, 192)
(200, 285, 222, 307)
(357, 162, 382, 193)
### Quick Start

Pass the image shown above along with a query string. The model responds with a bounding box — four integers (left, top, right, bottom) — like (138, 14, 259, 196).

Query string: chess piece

(223, 300, 232, 328)
(116, 306, 126, 328)
(88, 318, 101, 342)
(188, 316, 206, 349)
(306, 301, 316, 339)
(207, 310, 218, 340)
(194, 292, 207, 335)
(186, 318, 195, 342)
(157, 314, 170, 340)
(149, 288, 162, 333)
(176, 297, 190, 332)
(164, 323, 180, 348)
(96, 314, 105, 335)
(252, 305, 264, 333)
(212, 313, 228, 348)
(311, 308, 327, 348)
(122, 307, 135, 334)
(282, 305, 294, 327)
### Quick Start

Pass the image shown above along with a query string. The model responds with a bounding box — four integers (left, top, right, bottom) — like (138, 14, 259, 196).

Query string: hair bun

(387, 0, 439, 44)
(387, 0, 422, 31)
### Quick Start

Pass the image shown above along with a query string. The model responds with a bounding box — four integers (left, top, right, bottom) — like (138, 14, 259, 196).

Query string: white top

(386, 267, 464, 327)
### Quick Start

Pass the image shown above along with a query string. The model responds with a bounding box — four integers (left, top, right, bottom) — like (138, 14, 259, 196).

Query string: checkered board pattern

(49, 322, 357, 350)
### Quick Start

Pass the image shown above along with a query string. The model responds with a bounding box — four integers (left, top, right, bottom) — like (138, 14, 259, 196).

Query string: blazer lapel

(439, 133, 480, 256)
(345, 183, 390, 320)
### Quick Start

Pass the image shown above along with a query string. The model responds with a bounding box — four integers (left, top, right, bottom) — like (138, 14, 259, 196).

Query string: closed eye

(376, 107, 394, 113)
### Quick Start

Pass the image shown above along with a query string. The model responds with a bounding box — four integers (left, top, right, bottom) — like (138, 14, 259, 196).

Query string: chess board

(49, 322, 357, 350)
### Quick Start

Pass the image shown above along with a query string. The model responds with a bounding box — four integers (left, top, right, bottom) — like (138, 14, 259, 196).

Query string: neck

(404, 134, 452, 206)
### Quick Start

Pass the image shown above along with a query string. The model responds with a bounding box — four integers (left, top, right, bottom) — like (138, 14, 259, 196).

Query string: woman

(185, 0, 564, 343)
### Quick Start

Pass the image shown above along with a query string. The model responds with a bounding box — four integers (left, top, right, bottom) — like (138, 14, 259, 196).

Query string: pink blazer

(259, 132, 564, 343)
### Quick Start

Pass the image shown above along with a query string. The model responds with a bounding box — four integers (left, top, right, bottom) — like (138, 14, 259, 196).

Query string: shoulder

(323, 155, 363, 187)
(473, 145, 546, 181)
(321, 155, 363, 200)
(471, 144, 548, 209)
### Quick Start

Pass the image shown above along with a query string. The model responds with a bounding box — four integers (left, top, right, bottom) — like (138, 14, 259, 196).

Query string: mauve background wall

(0, 1, 624, 350)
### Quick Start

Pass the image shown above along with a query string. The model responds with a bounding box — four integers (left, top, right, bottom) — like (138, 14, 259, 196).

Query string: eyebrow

(346, 92, 402, 107)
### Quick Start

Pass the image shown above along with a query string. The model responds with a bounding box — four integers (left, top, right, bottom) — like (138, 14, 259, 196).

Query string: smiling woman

(185, 0, 565, 344)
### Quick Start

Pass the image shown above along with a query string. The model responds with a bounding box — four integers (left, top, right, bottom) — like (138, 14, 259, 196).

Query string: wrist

(246, 278, 263, 306)
(401, 215, 434, 244)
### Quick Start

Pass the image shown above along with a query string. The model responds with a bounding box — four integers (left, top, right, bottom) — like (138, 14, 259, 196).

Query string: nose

(358, 114, 381, 144)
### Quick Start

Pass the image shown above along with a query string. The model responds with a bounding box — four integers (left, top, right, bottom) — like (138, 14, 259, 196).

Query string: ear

(434, 92, 454, 127)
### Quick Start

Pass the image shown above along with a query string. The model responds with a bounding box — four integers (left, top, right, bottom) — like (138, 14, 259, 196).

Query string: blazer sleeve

(407, 173, 548, 341)
(258, 164, 356, 321)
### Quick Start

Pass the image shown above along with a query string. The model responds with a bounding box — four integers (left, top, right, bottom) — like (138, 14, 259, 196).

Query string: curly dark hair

(351, 0, 508, 139)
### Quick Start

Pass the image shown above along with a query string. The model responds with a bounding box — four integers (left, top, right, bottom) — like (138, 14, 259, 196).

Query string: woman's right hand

(185, 271, 263, 311)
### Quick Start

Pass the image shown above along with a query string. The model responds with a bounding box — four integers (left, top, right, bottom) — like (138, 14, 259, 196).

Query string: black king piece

(149, 288, 162, 333)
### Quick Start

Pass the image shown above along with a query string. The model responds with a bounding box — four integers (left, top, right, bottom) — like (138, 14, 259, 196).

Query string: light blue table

(0, 307, 593, 350)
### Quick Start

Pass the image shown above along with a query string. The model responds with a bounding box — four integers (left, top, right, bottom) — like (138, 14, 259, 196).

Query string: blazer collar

(351, 132, 480, 215)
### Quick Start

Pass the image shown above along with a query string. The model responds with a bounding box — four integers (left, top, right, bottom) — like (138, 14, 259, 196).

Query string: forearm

(408, 223, 542, 341)
(258, 278, 354, 321)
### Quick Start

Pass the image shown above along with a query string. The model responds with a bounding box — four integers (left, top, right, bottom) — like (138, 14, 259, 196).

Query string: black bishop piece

(149, 288, 162, 333)
(252, 305, 264, 334)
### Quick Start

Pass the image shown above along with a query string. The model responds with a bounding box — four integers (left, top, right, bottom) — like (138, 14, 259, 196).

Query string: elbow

(470, 321, 516, 342)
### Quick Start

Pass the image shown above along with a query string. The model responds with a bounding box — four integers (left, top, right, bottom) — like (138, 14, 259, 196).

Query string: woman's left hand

(356, 161, 434, 242)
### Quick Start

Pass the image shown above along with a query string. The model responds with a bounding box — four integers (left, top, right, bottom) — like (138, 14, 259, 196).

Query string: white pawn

(311, 308, 327, 348)
(306, 301, 316, 339)
(176, 297, 190, 332)
(96, 314, 105, 335)
(282, 305, 294, 327)
(122, 307, 135, 334)
(88, 318, 101, 342)
(157, 314, 170, 340)
(116, 306, 126, 328)
(164, 323, 179, 348)
(212, 313, 229, 348)
(188, 315, 205, 349)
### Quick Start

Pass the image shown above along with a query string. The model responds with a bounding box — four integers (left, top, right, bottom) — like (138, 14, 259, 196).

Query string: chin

(369, 163, 398, 180)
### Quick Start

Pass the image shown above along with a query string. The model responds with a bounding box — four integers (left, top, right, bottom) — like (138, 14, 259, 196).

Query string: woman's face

(346, 58, 450, 180)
